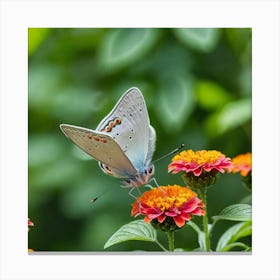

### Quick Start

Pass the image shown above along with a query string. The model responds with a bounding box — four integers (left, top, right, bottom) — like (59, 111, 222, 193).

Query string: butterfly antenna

(153, 144, 184, 164)
(90, 191, 108, 204)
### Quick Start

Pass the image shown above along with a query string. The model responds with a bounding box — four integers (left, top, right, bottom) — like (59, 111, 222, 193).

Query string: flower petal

(173, 216, 186, 227)
(157, 214, 166, 223)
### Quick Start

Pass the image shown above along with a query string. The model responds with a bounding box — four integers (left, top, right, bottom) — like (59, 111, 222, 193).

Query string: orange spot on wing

(93, 136, 100, 141)
(115, 117, 121, 124)
(104, 165, 112, 174)
(87, 134, 93, 139)
(105, 126, 112, 132)
(101, 139, 107, 143)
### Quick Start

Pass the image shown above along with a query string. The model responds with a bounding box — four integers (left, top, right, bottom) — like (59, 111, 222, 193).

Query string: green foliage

(99, 29, 159, 73)
(216, 221, 252, 251)
(212, 204, 252, 222)
(157, 75, 195, 132)
(28, 28, 50, 55)
(195, 80, 232, 111)
(173, 28, 220, 52)
(188, 221, 207, 251)
(28, 28, 251, 252)
(104, 220, 159, 249)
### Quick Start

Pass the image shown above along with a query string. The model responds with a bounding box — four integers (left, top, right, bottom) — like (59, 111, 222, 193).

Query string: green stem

(198, 188, 211, 252)
(166, 231, 175, 252)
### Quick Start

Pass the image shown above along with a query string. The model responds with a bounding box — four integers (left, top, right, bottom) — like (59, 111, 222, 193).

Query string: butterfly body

(60, 87, 156, 188)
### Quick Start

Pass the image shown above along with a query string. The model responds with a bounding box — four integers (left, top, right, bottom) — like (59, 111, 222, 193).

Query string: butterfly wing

(96, 87, 155, 171)
(60, 124, 137, 178)
(146, 125, 156, 165)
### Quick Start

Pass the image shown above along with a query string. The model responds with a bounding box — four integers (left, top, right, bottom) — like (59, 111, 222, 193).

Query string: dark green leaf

(188, 221, 211, 251)
(212, 204, 252, 222)
(216, 221, 252, 251)
(99, 28, 159, 73)
(205, 98, 251, 136)
(219, 242, 250, 252)
(239, 194, 252, 204)
(104, 220, 157, 249)
(218, 99, 251, 133)
(173, 28, 220, 52)
(157, 75, 195, 132)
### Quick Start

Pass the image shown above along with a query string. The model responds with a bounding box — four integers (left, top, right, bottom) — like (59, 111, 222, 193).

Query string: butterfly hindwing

(96, 87, 155, 171)
(60, 124, 137, 177)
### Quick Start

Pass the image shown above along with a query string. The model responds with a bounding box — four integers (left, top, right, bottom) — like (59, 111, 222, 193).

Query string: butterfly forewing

(60, 124, 137, 177)
(96, 88, 154, 171)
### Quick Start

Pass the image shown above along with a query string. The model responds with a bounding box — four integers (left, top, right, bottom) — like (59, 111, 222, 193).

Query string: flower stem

(198, 188, 211, 252)
(166, 231, 175, 252)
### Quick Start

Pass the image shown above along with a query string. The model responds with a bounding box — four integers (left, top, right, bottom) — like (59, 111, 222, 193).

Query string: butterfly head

(121, 164, 155, 188)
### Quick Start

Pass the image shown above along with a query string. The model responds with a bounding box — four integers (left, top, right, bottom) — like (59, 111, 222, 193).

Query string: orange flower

(168, 150, 232, 176)
(231, 152, 252, 176)
(131, 185, 205, 229)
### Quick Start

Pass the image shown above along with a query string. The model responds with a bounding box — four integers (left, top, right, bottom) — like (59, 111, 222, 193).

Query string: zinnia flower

(131, 185, 205, 231)
(168, 150, 232, 188)
(231, 152, 252, 176)
(168, 150, 231, 176)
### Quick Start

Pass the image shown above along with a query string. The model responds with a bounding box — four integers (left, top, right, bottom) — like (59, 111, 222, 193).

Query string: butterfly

(60, 87, 156, 189)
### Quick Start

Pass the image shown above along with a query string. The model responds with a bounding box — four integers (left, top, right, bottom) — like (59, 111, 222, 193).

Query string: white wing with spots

(60, 124, 137, 178)
(96, 87, 155, 171)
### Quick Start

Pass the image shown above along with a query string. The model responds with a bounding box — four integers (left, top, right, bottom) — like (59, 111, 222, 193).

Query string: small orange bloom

(231, 152, 252, 176)
(168, 150, 232, 176)
(131, 185, 205, 228)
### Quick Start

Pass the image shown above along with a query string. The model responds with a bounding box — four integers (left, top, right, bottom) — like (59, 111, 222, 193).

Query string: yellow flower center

(138, 185, 197, 211)
(172, 150, 225, 165)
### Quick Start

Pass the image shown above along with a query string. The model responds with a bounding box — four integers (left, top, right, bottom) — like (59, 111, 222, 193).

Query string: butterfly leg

(128, 187, 136, 199)
(150, 177, 168, 194)
(150, 177, 159, 187)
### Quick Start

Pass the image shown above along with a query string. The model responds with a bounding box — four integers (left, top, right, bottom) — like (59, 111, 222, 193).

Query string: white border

(1, 1, 279, 279)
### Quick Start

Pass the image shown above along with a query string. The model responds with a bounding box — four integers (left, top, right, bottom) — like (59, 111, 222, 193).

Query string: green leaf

(212, 204, 252, 222)
(195, 80, 231, 111)
(157, 75, 195, 132)
(219, 242, 250, 252)
(104, 220, 158, 249)
(28, 28, 50, 55)
(188, 221, 211, 251)
(173, 28, 220, 52)
(218, 99, 251, 133)
(99, 28, 159, 73)
(239, 194, 252, 204)
(216, 221, 252, 251)
(205, 98, 251, 136)
(174, 248, 185, 252)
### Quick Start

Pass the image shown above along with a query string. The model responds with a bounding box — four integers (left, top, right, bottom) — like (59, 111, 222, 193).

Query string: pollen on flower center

(173, 150, 226, 165)
(168, 149, 232, 179)
(131, 185, 205, 229)
(137, 185, 197, 210)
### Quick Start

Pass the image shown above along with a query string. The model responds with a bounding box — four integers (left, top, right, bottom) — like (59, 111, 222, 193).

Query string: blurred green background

(28, 28, 251, 251)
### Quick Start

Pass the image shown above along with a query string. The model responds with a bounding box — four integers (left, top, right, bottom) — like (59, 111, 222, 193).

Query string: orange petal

(173, 216, 186, 227)
(144, 216, 153, 223)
